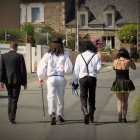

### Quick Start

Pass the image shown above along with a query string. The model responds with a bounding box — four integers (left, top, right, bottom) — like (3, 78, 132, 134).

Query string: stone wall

(44, 2, 65, 33)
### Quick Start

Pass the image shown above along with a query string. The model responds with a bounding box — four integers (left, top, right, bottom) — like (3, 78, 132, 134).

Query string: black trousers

(79, 76, 97, 112)
(6, 84, 21, 121)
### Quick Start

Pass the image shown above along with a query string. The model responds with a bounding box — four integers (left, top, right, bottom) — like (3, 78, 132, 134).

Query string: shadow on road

(94, 120, 138, 125)
(17, 120, 49, 125)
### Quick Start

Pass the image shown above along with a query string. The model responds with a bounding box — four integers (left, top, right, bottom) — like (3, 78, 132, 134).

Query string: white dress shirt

(37, 52, 73, 80)
(73, 50, 101, 84)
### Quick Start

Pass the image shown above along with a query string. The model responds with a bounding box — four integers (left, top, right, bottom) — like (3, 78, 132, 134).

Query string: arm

(20, 55, 27, 89)
(96, 55, 102, 72)
(112, 60, 116, 69)
(128, 59, 136, 70)
(72, 55, 80, 85)
(64, 56, 73, 74)
(37, 53, 48, 84)
(0, 54, 6, 87)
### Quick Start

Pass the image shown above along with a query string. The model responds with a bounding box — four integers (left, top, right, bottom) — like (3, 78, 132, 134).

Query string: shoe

(118, 112, 122, 123)
(89, 116, 94, 123)
(84, 113, 89, 124)
(58, 115, 65, 122)
(123, 117, 127, 123)
(50, 112, 56, 125)
(9, 120, 16, 125)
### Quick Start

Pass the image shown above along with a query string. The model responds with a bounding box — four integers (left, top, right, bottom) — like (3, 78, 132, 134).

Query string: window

(102, 36, 115, 49)
(107, 13, 113, 27)
(20, 3, 44, 23)
(31, 7, 40, 22)
(80, 14, 86, 27)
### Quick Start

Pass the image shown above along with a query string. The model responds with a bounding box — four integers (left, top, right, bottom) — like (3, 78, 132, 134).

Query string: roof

(85, 0, 138, 25)
(66, 0, 138, 26)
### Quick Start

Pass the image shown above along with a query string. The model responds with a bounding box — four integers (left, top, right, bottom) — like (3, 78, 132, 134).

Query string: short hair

(79, 40, 97, 53)
(117, 48, 130, 59)
(10, 42, 18, 50)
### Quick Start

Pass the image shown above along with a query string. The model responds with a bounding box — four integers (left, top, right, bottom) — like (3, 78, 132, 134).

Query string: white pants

(46, 76, 66, 117)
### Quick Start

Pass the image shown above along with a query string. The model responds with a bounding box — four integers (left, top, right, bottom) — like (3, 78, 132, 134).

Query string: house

(20, 0, 72, 33)
(66, 0, 139, 49)
(20, 0, 139, 49)
(0, 0, 20, 29)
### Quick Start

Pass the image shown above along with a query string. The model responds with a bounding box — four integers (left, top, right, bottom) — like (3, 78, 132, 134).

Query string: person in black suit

(0, 42, 27, 124)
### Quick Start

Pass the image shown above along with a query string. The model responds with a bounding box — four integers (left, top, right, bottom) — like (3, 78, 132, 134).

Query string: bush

(0, 30, 5, 40)
(35, 33, 47, 45)
(0, 29, 23, 43)
(117, 24, 137, 45)
(22, 23, 35, 46)
(133, 95, 140, 121)
(66, 34, 75, 51)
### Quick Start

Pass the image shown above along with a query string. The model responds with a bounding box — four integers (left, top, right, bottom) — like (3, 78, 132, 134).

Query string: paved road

(0, 63, 140, 140)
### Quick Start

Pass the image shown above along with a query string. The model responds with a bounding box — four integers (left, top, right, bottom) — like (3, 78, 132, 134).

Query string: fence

(0, 44, 72, 73)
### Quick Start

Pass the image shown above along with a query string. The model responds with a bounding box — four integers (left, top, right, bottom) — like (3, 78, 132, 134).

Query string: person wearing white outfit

(73, 40, 101, 124)
(37, 37, 73, 125)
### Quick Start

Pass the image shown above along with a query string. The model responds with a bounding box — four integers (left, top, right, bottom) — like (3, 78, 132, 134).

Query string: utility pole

(75, 0, 79, 51)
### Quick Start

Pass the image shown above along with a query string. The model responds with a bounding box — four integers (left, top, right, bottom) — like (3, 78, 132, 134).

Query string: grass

(133, 95, 140, 121)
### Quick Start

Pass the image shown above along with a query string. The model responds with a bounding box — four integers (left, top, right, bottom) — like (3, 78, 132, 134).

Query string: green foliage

(0, 30, 5, 40)
(0, 29, 24, 43)
(102, 46, 111, 52)
(40, 25, 53, 33)
(22, 23, 35, 45)
(22, 23, 34, 35)
(66, 34, 75, 51)
(133, 95, 140, 121)
(116, 24, 137, 45)
(34, 33, 46, 45)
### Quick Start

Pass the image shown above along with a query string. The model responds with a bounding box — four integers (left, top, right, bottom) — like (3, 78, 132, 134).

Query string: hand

(39, 80, 44, 86)
(71, 82, 79, 90)
(24, 85, 27, 90)
(0, 83, 4, 88)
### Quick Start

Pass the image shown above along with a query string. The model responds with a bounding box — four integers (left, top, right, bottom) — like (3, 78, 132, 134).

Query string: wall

(44, 2, 65, 32)
(0, 0, 20, 29)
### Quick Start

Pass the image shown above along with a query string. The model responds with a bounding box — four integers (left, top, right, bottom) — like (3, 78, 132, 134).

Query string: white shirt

(37, 52, 73, 80)
(73, 50, 101, 84)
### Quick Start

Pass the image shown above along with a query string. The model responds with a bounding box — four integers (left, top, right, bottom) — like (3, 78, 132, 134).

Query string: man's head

(10, 42, 18, 51)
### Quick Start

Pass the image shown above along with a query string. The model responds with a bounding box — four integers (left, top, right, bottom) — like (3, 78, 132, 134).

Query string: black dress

(111, 63, 135, 94)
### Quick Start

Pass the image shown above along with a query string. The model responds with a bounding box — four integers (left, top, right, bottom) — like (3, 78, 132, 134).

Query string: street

(0, 64, 140, 140)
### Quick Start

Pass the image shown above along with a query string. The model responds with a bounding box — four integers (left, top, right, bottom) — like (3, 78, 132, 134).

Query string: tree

(116, 24, 137, 45)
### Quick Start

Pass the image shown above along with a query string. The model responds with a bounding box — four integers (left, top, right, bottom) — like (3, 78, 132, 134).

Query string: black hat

(52, 37, 62, 44)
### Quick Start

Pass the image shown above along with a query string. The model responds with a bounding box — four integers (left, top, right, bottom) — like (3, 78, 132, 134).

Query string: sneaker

(50, 112, 56, 125)
(84, 113, 89, 124)
(58, 115, 65, 122)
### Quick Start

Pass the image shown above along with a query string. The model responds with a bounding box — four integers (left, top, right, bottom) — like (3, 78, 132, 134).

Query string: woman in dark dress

(111, 48, 136, 123)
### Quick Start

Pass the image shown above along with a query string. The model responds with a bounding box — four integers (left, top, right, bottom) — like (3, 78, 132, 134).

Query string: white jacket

(37, 52, 73, 80)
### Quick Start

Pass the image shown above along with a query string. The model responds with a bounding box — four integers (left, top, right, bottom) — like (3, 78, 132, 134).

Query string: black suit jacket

(0, 50, 27, 86)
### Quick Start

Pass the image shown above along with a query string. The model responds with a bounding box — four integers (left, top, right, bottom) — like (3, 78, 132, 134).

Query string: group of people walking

(0, 37, 136, 125)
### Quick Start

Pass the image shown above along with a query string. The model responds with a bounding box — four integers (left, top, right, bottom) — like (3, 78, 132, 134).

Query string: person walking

(72, 40, 101, 124)
(37, 37, 73, 125)
(111, 48, 136, 123)
(0, 42, 27, 124)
